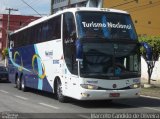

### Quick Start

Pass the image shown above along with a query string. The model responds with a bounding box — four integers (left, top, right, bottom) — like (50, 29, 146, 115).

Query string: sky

(0, 0, 51, 16)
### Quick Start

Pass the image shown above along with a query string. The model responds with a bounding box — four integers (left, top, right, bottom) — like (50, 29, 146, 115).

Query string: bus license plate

(109, 93, 120, 97)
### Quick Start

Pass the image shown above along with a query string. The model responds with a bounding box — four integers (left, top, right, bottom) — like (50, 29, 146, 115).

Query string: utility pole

(5, 8, 18, 48)
(68, 0, 71, 8)
(5, 8, 18, 67)
(51, 0, 54, 14)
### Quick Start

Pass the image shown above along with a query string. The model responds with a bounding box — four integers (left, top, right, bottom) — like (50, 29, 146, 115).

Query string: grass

(140, 87, 160, 98)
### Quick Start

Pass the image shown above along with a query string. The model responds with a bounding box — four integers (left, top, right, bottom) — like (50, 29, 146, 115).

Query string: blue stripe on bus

(9, 46, 53, 92)
(34, 45, 43, 90)
(8, 49, 31, 73)
(102, 15, 109, 38)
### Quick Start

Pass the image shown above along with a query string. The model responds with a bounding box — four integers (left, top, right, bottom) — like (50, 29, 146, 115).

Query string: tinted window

(48, 16, 61, 40)
(76, 12, 137, 40)
(63, 12, 77, 74)
(12, 15, 61, 48)
(63, 12, 76, 40)
(81, 43, 141, 79)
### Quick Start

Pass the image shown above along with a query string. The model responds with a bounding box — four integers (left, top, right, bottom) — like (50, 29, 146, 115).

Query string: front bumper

(75, 88, 141, 100)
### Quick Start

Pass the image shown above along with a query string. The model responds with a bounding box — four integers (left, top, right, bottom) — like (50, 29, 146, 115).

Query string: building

(51, 0, 102, 13)
(0, 14, 39, 52)
(103, 0, 160, 81)
(51, 0, 160, 36)
(103, 0, 160, 37)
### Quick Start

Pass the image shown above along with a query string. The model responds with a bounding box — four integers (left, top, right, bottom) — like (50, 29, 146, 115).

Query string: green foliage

(2, 48, 8, 60)
(139, 36, 160, 61)
(139, 36, 160, 84)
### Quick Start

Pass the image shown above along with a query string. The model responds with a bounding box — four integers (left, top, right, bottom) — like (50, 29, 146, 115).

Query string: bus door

(63, 12, 78, 94)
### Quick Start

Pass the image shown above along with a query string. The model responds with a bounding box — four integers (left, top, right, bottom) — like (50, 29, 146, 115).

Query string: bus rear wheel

(21, 77, 27, 92)
(16, 77, 21, 90)
(56, 79, 66, 103)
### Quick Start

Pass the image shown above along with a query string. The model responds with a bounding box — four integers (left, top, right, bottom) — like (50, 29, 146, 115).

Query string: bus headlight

(130, 83, 141, 89)
(80, 84, 98, 90)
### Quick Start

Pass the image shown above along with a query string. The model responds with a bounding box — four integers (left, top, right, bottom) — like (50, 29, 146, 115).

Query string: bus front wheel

(56, 79, 66, 103)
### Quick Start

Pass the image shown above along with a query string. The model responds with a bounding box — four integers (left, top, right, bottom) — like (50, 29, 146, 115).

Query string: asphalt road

(0, 81, 160, 119)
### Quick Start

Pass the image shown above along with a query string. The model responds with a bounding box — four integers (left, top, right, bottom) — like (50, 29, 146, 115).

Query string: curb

(140, 95, 160, 100)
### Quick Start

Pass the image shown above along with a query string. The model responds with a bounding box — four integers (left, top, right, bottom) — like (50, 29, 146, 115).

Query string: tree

(1, 48, 9, 67)
(2, 48, 8, 60)
(139, 36, 160, 84)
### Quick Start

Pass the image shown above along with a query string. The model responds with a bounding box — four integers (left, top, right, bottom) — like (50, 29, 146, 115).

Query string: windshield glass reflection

(80, 43, 140, 79)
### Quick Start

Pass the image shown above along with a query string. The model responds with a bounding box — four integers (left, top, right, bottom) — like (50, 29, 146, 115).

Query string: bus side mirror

(76, 39, 83, 61)
(9, 40, 14, 49)
(140, 42, 152, 61)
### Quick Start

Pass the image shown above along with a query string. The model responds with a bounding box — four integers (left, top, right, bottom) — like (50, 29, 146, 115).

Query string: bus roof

(12, 7, 129, 34)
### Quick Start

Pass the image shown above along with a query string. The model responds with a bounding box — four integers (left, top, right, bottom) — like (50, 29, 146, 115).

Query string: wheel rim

(17, 78, 20, 87)
(17, 77, 21, 89)
(57, 82, 63, 99)
(21, 80, 24, 89)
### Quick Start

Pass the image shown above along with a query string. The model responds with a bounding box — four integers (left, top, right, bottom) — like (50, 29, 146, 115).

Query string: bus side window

(48, 15, 61, 40)
(63, 12, 76, 40)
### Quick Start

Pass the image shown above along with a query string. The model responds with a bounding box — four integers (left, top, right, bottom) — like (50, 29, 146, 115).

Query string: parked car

(0, 66, 8, 81)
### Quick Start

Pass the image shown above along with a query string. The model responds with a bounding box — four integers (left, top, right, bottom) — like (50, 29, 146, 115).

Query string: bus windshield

(76, 11, 138, 40)
(80, 42, 141, 79)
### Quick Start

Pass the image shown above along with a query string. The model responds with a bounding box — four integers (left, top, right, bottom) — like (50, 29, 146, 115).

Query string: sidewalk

(140, 79, 160, 98)
(141, 86, 160, 98)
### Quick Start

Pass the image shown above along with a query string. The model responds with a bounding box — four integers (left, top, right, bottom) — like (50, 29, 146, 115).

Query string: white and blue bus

(8, 8, 141, 102)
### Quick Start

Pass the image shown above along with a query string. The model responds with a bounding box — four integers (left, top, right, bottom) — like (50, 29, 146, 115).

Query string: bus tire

(21, 76, 27, 92)
(16, 76, 21, 90)
(15, 74, 18, 88)
(56, 79, 66, 103)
